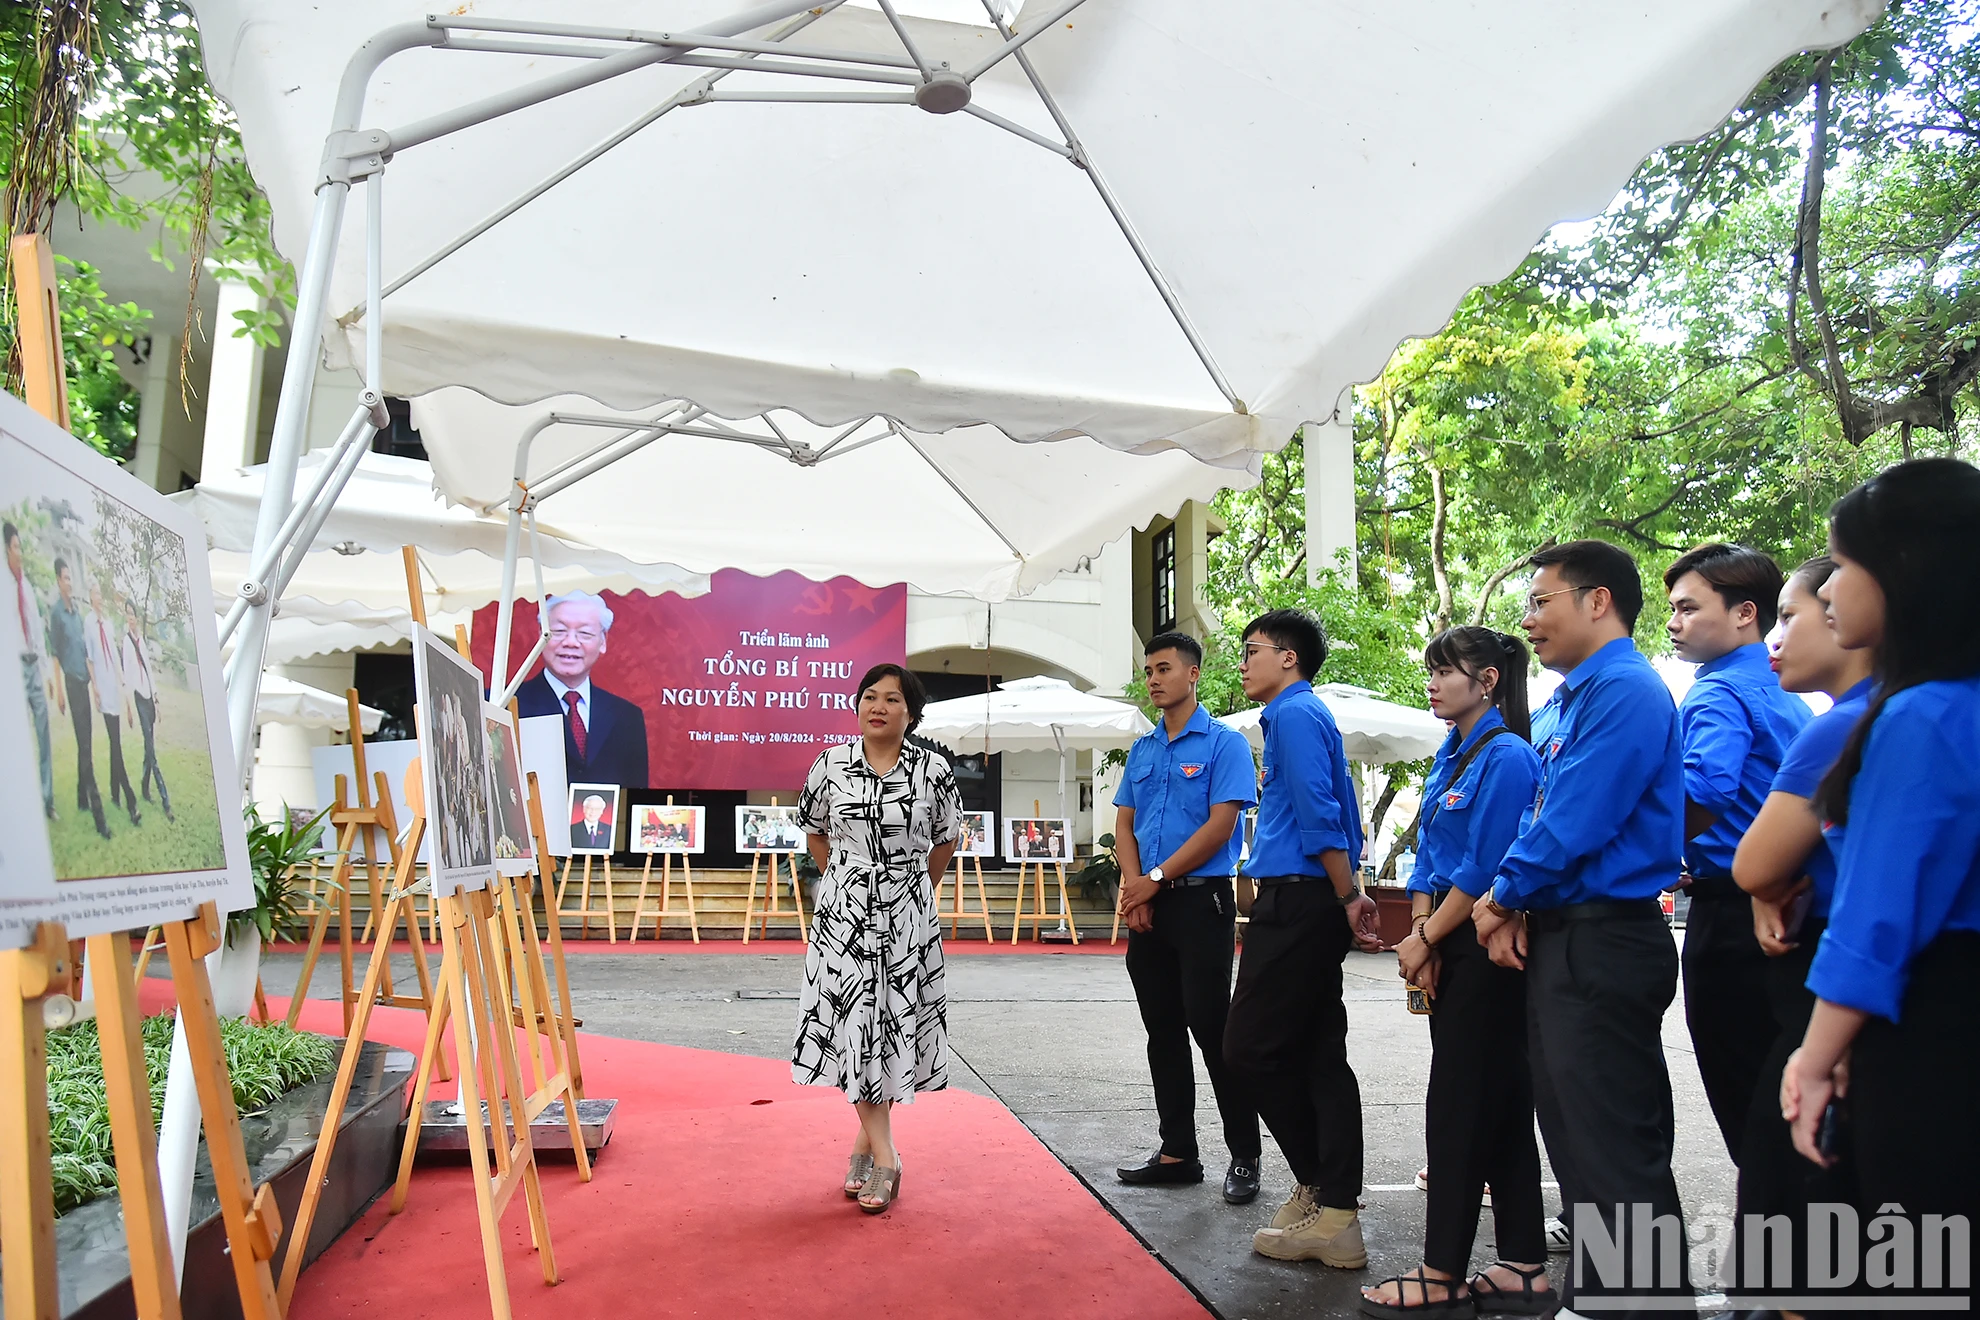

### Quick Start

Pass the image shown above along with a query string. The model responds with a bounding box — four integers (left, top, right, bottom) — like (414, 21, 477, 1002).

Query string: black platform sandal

(1468, 1262, 1554, 1317)
(1358, 1269, 1474, 1318)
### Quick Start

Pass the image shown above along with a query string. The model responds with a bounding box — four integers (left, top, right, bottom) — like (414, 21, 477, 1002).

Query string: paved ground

(257, 935, 1740, 1320)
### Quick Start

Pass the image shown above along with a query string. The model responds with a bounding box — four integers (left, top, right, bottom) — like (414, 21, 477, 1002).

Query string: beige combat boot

(1252, 1204, 1368, 1267)
(1269, 1182, 1319, 1229)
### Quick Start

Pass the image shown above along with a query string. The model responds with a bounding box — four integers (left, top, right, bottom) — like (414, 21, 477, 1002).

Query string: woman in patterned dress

(792, 663, 962, 1213)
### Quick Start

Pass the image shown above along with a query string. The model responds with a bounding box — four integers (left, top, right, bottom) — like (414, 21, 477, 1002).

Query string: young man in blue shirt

(1663, 544, 1811, 1161)
(1113, 632, 1262, 1205)
(1471, 541, 1690, 1317)
(1223, 609, 1381, 1267)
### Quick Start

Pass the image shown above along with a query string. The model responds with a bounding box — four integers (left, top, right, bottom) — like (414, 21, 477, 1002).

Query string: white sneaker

(1546, 1216, 1570, 1253)
(1413, 1166, 1429, 1192)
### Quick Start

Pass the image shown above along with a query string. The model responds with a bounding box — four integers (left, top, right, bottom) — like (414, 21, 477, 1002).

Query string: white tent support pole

(895, 426, 1025, 559)
(435, 37, 620, 61)
(215, 403, 376, 649)
(364, 171, 384, 392)
(1052, 723, 1070, 929)
(872, 0, 934, 81)
(698, 90, 914, 104)
(961, 105, 1073, 158)
(962, 0, 1089, 82)
(811, 416, 878, 461)
(380, 0, 830, 156)
(528, 402, 692, 489)
(493, 504, 551, 708)
(368, 6, 839, 314)
(431, 15, 910, 71)
(267, 427, 376, 602)
(974, 0, 1242, 414)
(664, 53, 919, 85)
(491, 493, 527, 699)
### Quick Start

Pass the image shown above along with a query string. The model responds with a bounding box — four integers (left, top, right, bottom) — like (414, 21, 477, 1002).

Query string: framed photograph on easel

(567, 783, 621, 856)
(955, 810, 996, 859)
(630, 803, 704, 855)
(1004, 816, 1073, 863)
(483, 703, 534, 876)
(411, 623, 495, 896)
(735, 803, 803, 853)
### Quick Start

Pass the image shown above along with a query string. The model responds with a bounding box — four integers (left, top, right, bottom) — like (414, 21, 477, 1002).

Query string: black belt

(1525, 897, 1664, 932)
(1684, 873, 1744, 902)
(1166, 874, 1228, 889)
(1244, 874, 1324, 888)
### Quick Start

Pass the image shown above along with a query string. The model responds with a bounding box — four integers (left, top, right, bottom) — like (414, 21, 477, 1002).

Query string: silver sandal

(858, 1159, 903, 1214)
(844, 1151, 875, 1197)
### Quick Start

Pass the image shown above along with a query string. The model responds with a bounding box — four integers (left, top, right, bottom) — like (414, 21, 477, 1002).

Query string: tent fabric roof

(188, 0, 1878, 467)
(256, 674, 385, 733)
(1220, 684, 1447, 765)
(916, 675, 1152, 754)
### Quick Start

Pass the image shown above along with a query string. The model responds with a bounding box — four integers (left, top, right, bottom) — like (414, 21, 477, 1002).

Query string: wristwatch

(1147, 865, 1168, 889)
(1336, 883, 1363, 907)
(1484, 893, 1514, 919)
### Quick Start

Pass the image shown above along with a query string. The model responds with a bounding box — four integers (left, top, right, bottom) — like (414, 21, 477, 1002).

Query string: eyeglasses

(1240, 642, 1291, 661)
(547, 626, 603, 644)
(1522, 586, 1593, 615)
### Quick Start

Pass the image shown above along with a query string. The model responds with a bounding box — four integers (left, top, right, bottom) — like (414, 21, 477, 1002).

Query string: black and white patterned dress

(791, 740, 962, 1104)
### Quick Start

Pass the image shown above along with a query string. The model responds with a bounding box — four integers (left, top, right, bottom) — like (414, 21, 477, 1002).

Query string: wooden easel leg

(2, 928, 69, 1320)
(683, 858, 700, 944)
(1010, 862, 1025, 945)
(286, 904, 332, 1029)
(1033, 865, 1047, 943)
(389, 935, 453, 1213)
(535, 875, 585, 1099)
(1057, 864, 1080, 945)
(131, 924, 161, 987)
(437, 897, 519, 1319)
(742, 855, 759, 946)
(603, 859, 617, 945)
(163, 911, 283, 1320)
(253, 977, 271, 1025)
(631, 857, 652, 944)
(974, 859, 994, 943)
(788, 855, 809, 943)
(88, 932, 184, 1320)
(337, 865, 357, 1035)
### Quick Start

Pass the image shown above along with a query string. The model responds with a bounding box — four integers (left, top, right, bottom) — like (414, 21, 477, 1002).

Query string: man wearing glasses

(517, 590, 650, 791)
(1225, 608, 1383, 1267)
(1471, 541, 1690, 1317)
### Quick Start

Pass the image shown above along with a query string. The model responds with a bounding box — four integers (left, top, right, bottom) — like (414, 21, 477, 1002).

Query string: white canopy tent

(171, 0, 1879, 1285)
(1220, 684, 1448, 766)
(918, 674, 1151, 818)
(255, 675, 387, 735)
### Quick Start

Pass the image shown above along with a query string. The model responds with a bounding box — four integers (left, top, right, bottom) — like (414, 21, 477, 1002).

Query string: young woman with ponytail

(1781, 458, 1980, 1238)
(1362, 628, 1548, 1318)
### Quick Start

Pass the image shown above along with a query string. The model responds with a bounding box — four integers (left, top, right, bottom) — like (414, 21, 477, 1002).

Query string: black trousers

(1527, 903, 1689, 1317)
(1730, 920, 1857, 1298)
(1850, 931, 1980, 1232)
(1424, 919, 1546, 1273)
(134, 692, 169, 808)
(1682, 887, 1775, 1161)
(1223, 881, 1360, 1206)
(64, 674, 106, 829)
(1125, 881, 1259, 1163)
(103, 710, 136, 817)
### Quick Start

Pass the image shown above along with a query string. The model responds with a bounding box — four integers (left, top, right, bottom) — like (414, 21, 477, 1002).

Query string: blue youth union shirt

(1412, 707, 1541, 899)
(1114, 702, 1257, 877)
(1767, 676, 1873, 919)
(1492, 637, 1684, 910)
(1245, 680, 1364, 878)
(1680, 642, 1813, 879)
(1807, 674, 1980, 1022)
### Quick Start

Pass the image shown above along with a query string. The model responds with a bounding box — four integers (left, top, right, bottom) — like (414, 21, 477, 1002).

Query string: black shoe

(45, 802, 56, 820)
(1223, 1158, 1261, 1204)
(95, 819, 112, 840)
(1115, 1151, 1204, 1186)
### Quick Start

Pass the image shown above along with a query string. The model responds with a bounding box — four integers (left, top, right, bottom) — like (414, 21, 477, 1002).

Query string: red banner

(471, 570, 907, 792)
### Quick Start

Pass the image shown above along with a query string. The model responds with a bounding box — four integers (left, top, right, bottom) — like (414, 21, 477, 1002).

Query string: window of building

(371, 397, 428, 461)
(1151, 523, 1177, 633)
(352, 652, 415, 742)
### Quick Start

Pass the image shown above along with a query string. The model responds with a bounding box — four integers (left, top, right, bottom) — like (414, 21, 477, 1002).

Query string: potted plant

(1073, 832, 1121, 907)
(217, 804, 328, 1017)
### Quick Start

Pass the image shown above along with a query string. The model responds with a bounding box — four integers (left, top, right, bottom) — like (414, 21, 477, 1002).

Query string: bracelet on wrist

(1485, 894, 1512, 919)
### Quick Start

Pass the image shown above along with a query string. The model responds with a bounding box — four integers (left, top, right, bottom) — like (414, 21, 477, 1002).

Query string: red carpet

(264, 938, 1127, 957)
(138, 983, 1198, 1319)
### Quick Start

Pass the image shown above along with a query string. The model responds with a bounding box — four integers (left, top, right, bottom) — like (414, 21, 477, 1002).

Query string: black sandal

(1359, 1269, 1474, 1318)
(1468, 1262, 1553, 1316)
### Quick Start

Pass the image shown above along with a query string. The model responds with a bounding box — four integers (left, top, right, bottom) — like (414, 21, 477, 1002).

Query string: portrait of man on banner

(516, 590, 649, 790)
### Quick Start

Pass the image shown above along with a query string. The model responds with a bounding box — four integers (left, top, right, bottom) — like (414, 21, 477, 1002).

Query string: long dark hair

(1424, 626, 1531, 742)
(1815, 459, 1980, 824)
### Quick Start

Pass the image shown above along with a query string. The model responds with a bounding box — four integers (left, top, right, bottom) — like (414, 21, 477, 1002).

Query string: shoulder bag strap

(1416, 725, 1515, 841)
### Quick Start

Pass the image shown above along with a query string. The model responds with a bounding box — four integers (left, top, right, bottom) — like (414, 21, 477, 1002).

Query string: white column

(198, 279, 268, 485)
(1305, 394, 1357, 583)
(1094, 533, 1136, 697)
(131, 334, 176, 489)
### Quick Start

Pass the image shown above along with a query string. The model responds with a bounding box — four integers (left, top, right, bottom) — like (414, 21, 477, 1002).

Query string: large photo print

(413, 625, 495, 895)
(0, 392, 248, 942)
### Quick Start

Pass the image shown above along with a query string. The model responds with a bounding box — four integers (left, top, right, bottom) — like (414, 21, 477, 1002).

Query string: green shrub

(44, 1015, 339, 1215)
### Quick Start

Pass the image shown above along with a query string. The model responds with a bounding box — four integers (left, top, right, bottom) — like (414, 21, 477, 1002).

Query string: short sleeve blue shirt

(1113, 702, 1257, 878)
(1767, 677, 1873, 918)
(1412, 708, 1542, 900)
(1492, 638, 1684, 911)
(1679, 643, 1813, 878)
(1244, 681, 1364, 878)
(1807, 674, 1980, 1022)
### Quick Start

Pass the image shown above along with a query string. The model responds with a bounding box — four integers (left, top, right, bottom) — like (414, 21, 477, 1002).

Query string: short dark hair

(53, 556, 69, 579)
(1241, 608, 1327, 680)
(2, 521, 17, 549)
(1663, 542, 1786, 635)
(853, 663, 928, 733)
(1144, 631, 1203, 667)
(1787, 554, 1837, 596)
(1530, 539, 1644, 631)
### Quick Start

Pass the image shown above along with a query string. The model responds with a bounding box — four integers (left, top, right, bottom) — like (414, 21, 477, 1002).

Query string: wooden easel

(629, 798, 701, 943)
(938, 851, 995, 942)
(5, 233, 283, 1320)
(555, 850, 617, 942)
(509, 772, 587, 1097)
(741, 799, 807, 944)
(1009, 801, 1079, 945)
